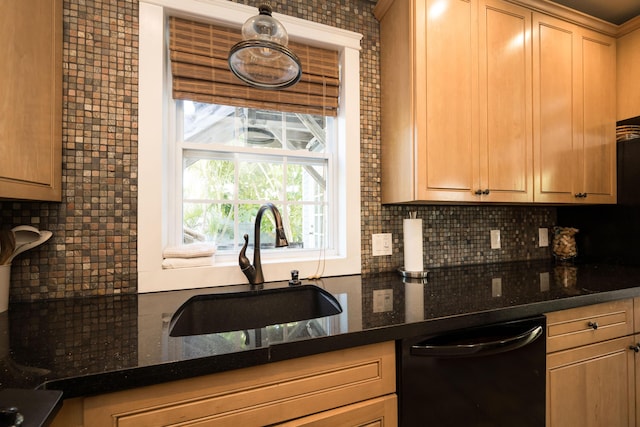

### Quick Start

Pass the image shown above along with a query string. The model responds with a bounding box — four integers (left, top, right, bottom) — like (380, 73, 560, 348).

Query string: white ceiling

(549, 0, 640, 25)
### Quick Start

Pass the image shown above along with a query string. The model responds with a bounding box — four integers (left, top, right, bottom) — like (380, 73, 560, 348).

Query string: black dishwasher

(399, 315, 546, 427)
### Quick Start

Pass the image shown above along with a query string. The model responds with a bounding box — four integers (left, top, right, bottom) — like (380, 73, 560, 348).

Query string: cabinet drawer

(83, 342, 395, 427)
(546, 299, 633, 353)
(276, 394, 397, 427)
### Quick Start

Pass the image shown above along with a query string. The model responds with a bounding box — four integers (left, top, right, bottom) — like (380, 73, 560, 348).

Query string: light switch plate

(539, 228, 549, 247)
(372, 233, 392, 256)
(490, 230, 501, 249)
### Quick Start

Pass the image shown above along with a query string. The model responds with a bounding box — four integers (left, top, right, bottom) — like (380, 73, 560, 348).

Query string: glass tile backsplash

(0, 0, 554, 301)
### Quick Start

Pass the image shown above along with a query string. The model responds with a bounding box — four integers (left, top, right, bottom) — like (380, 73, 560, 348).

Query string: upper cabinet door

(533, 13, 616, 204)
(478, 0, 533, 202)
(617, 29, 640, 121)
(378, 0, 479, 203)
(579, 29, 616, 203)
(532, 14, 578, 203)
(0, 0, 62, 201)
(416, 0, 479, 202)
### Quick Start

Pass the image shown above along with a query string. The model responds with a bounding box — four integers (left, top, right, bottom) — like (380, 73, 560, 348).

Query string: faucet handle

(289, 269, 301, 286)
(239, 234, 257, 284)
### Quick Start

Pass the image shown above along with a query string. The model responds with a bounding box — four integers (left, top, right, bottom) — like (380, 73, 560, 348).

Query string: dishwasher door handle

(410, 325, 543, 358)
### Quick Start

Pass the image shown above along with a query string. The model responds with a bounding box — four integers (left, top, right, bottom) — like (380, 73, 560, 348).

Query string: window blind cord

(307, 223, 326, 280)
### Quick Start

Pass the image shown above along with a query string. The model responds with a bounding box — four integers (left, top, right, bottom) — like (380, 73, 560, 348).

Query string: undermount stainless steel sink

(169, 284, 343, 337)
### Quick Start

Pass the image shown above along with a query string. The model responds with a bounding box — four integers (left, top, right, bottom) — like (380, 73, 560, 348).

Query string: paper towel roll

(403, 218, 424, 272)
(405, 281, 425, 322)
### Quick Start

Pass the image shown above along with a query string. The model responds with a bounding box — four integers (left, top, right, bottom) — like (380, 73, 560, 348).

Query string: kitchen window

(137, 0, 362, 292)
(178, 103, 331, 252)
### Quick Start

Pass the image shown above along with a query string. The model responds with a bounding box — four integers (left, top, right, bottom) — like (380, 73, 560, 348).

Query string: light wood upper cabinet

(377, 0, 618, 205)
(0, 0, 62, 201)
(377, 0, 533, 203)
(532, 13, 616, 204)
(479, 0, 533, 202)
(617, 27, 640, 121)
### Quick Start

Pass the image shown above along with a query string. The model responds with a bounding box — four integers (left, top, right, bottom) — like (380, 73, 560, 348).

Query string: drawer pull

(587, 321, 598, 330)
(630, 344, 640, 353)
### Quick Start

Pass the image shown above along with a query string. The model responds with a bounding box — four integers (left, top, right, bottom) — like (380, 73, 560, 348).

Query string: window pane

(182, 101, 327, 153)
(183, 102, 240, 145)
(182, 202, 234, 248)
(183, 157, 235, 200)
(180, 100, 332, 254)
(238, 161, 283, 201)
(286, 162, 326, 202)
(288, 203, 326, 250)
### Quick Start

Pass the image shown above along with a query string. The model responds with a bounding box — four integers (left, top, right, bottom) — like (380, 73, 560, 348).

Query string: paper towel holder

(398, 267, 429, 281)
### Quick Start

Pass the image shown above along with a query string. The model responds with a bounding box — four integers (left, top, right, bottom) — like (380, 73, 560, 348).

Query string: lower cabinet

(547, 335, 636, 427)
(51, 341, 397, 427)
(275, 395, 397, 427)
(545, 300, 637, 427)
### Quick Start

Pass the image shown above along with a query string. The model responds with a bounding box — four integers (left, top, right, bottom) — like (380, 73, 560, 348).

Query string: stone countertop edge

(5, 260, 640, 399)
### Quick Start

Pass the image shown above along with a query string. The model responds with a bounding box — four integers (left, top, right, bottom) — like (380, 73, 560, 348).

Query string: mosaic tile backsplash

(0, 0, 555, 301)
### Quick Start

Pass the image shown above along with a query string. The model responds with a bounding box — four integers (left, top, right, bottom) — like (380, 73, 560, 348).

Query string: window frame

(138, 0, 362, 293)
(175, 103, 336, 259)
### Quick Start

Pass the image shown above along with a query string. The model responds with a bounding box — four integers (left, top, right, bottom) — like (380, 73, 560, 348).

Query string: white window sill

(138, 254, 361, 293)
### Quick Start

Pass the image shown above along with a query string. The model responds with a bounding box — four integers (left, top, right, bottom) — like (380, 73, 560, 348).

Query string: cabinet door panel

(617, 29, 640, 121)
(533, 14, 616, 204)
(580, 32, 616, 201)
(533, 16, 577, 202)
(0, 0, 62, 201)
(480, 0, 532, 202)
(418, 0, 478, 200)
(547, 336, 635, 427)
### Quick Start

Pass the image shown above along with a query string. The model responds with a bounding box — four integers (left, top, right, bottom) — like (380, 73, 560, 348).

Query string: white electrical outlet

(373, 289, 393, 313)
(539, 228, 549, 247)
(490, 230, 501, 249)
(372, 233, 393, 256)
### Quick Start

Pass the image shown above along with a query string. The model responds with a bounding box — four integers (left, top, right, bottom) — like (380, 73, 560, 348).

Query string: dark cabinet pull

(482, 189, 490, 195)
(630, 344, 640, 353)
(574, 193, 588, 198)
(588, 321, 598, 330)
(474, 189, 483, 196)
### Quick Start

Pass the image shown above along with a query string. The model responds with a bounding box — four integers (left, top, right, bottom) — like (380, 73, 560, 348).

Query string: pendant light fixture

(228, 5, 302, 90)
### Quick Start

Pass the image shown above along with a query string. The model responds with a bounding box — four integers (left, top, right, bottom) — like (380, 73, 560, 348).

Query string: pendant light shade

(228, 5, 302, 90)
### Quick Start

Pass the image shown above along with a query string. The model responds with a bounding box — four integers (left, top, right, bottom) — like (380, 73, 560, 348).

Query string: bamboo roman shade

(169, 17, 340, 116)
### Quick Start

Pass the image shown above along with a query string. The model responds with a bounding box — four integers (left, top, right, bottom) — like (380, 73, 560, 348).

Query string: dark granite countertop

(2, 259, 640, 399)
